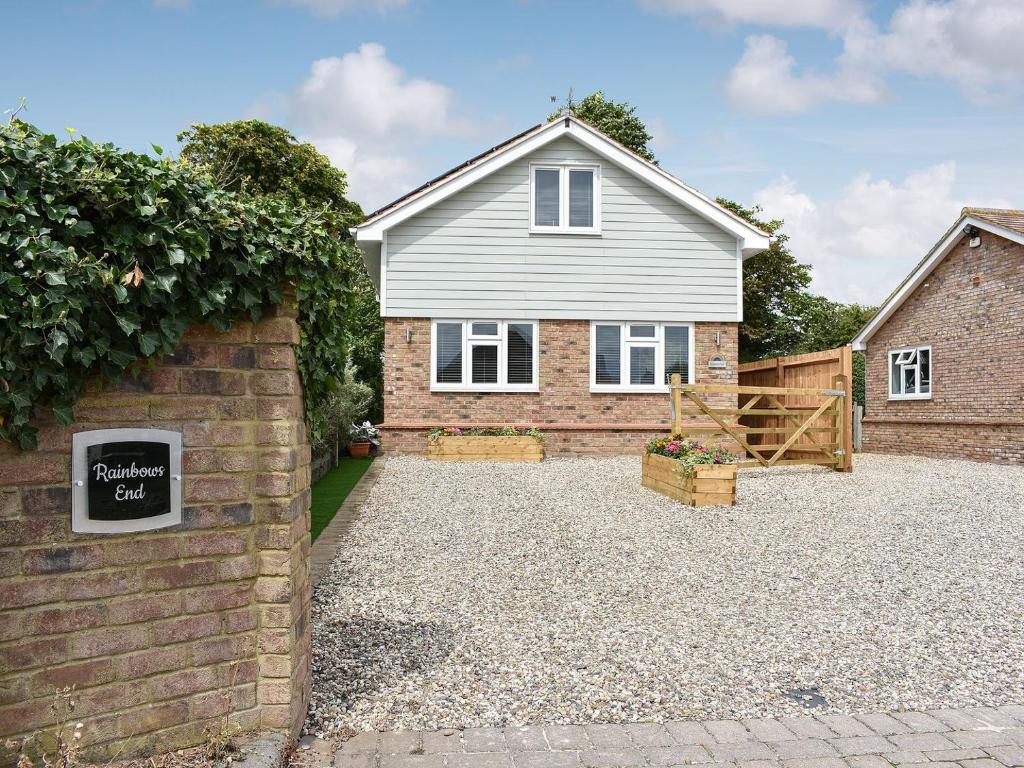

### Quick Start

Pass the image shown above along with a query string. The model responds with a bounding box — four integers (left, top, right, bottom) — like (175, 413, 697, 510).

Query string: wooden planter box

(427, 435, 544, 462)
(642, 452, 737, 506)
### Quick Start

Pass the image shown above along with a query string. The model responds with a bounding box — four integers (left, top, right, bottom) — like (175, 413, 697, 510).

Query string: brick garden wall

(0, 301, 312, 760)
(381, 318, 738, 455)
(863, 230, 1024, 463)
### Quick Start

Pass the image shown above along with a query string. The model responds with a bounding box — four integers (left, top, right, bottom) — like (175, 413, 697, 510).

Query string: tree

(716, 198, 814, 362)
(549, 91, 656, 162)
(178, 120, 385, 421)
(177, 120, 361, 228)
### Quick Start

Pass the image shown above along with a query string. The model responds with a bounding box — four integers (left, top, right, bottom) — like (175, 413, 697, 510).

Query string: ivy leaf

(138, 332, 160, 356)
(168, 246, 186, 265)
(44, 271, 67, 286)
(52, 403, 74, 426)
(115, 315, 140, 336)
(72, 219, 94, 235)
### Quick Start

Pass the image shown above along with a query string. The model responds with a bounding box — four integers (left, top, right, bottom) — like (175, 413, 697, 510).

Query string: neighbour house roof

(851, 207, 1024, 350)
(352, 114, 771, 255)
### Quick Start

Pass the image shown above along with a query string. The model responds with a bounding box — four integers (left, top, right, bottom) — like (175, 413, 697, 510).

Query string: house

(852, 208, 1024, 464)
(353, 115, 770, 455)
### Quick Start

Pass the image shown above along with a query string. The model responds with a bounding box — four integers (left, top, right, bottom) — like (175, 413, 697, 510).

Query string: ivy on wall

(0, 120, 352, 448)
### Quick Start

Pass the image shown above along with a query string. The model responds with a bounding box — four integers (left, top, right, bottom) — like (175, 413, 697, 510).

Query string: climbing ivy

(0, 120, 352, 448)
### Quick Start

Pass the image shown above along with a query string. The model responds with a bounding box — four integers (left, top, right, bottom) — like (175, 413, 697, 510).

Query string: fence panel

(737, 347, 853, 470)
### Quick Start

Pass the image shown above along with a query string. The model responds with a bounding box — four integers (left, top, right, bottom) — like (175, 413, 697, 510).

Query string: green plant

(646, 436, 737, 477)
(0, 119, 353, 448)
(310, 375, 374, 450)
(348, 420, 380, 446)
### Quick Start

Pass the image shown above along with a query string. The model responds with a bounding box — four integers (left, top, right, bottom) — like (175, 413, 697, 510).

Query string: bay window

(431, 320, 539, 392)
(889, 345, 931, 400)
(591, 322, 693, 392)
(530, 164, 600, 234)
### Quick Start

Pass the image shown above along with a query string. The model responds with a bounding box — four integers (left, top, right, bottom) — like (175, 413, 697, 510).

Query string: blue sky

(5, 0, 1023, 303)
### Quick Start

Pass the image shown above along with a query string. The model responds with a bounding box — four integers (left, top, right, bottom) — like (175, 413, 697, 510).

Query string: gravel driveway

(306, 454, 1024, 737)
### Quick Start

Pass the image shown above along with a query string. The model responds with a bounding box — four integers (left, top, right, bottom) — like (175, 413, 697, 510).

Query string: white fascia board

(354, 116, 771, 253)
(851, 215, 1024, 351)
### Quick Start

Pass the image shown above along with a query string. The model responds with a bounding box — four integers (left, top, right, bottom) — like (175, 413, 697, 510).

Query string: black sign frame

(72, 429, 182, 533)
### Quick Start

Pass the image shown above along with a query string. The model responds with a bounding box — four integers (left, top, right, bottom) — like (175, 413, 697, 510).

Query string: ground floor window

(431, 320, 539, 392)
(590, 321, 693, 392)
(889, 345, 931, 399)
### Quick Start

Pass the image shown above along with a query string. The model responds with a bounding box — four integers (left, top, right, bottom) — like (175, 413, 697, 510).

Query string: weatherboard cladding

(384, 136, 741, 322)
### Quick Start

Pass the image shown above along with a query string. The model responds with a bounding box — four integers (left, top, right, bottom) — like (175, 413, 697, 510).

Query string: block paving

(293, 706, 1024, 768)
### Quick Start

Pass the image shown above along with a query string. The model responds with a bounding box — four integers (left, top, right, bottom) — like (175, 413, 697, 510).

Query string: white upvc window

(431, 320, 539, 392)
(889, 345, 932, 400)
(590, 322, 694, 393)
(529, 163, 601, 234)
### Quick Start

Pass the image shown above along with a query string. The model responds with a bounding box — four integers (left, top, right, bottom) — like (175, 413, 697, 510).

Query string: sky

(5, 0, 1023, 304)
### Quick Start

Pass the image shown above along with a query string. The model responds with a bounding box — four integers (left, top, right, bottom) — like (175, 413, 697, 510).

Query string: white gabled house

(352, 114, 771, 455)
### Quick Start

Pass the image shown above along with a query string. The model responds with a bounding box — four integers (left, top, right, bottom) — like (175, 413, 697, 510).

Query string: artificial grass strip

(310, 456, 373, 542)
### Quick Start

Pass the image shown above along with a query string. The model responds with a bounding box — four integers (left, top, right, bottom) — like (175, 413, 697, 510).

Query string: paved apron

(293, 705, 1024, 768)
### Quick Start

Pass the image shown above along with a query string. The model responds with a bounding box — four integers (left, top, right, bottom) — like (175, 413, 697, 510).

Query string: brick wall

(0, 301, 312, 760)
(863, 230, 1024, 463)
(381, 319, 738, 455)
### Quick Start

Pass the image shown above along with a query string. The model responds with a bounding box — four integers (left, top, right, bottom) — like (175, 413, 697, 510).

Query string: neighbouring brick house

(353, 116, 770, 455)
(852, 208, 1024, 464)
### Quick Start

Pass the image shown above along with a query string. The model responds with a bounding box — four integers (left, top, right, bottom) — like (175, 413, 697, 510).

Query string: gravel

(306, 454, 1024, 737)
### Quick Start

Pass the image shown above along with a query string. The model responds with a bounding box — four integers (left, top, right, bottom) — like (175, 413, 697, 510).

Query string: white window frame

(529, 162, 601, 235)
(589, 321, 694, 393)
(888, 345, 932, 401)
(430, 319, 540, 393)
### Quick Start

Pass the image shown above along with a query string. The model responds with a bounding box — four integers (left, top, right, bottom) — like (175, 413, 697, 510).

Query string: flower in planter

(646, 435, 737, 477)
(349, 421, 380, 446)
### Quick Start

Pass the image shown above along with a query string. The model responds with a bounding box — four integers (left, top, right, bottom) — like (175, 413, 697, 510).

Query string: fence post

(670, 373, 682, 435)
(833, 372, 853, 472)
(853, 404, 863, 452)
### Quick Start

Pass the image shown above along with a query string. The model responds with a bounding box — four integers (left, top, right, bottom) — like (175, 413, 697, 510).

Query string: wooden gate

(738, 346, 854, 465)
(669, 373, 853, 472)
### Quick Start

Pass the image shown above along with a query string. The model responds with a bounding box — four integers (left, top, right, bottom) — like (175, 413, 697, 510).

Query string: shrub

(309, 376, 374, 451)
(0, 120, 353, 448)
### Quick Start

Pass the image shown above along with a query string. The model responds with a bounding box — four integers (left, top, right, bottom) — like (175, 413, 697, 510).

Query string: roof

(353, 114, 771, 255)
(852, 207, 1024, 350)
(963, 207, 1024, 237)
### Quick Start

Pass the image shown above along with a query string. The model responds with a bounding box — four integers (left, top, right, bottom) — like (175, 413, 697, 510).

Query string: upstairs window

(889, 346, 931, 400)
(530, 164, 600, 234)
(591, 322, 692, 392)
(432, 320, 539, 392)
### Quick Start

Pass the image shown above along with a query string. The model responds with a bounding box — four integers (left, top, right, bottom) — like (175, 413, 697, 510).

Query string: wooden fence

(737, 346, 854, 467)
(669, 372, 853, 472)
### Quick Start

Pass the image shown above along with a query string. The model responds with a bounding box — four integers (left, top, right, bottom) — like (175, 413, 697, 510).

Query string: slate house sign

(72, 428, 182, 533)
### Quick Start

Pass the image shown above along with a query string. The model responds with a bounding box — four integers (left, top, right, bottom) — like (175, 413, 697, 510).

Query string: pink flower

(666, 440, 682, 453)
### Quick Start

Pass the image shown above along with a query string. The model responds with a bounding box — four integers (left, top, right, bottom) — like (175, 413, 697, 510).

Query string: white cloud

(752, 163, 1012, 303)
(725, 34, 883, 112)
(722, 0, 1024, 113)
(639, 0, 863, 30)
(274, 0, 411, 16)
(280, 43, 473, 209)
(876, 0, 1024, 93)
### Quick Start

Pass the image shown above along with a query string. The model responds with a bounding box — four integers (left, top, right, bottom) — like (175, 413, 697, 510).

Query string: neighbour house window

(431, 320, 539, 392)
(590, 322, 693, 392)
(530, 164, 600, 233)
(889, 346, 932, 399)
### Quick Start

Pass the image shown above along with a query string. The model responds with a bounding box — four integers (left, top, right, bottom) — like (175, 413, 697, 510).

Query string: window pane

(534, 169, 560, 227)
(890, 353, 900, 395)
(470, 322, 498, 336)
(630, 346, 656, 385)
(595, 325, 621, 384)
(507, 324, 533, 384)
(569, 169, 593, 227)
(471, 345, 498, 384)
(436, 323, 463, 383)
(919, 348, 930, 393)
(629, 324, 656, 339)
(903, 363, 916, 394)
(664, 326, 689, 384)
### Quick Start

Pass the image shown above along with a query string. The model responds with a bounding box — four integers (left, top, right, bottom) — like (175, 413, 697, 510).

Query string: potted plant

(348, 421, 380, 457)
(642, 436, 738, 506)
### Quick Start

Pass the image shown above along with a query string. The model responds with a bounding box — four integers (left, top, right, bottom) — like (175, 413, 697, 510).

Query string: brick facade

(863, 230, 1024, 463)
(381, 319, 738, 455)
(0, 301, 312, 760)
